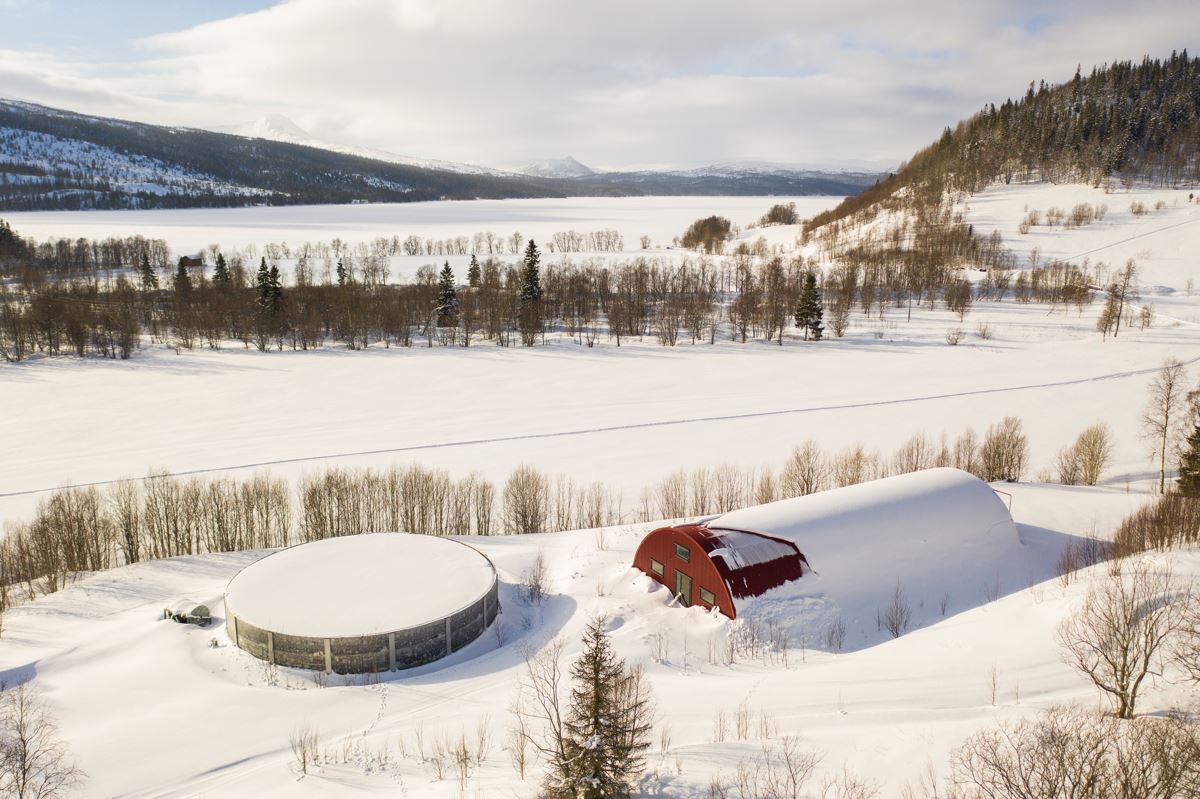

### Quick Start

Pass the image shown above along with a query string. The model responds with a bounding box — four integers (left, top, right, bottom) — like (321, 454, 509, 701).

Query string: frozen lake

(2, 195, 843, 252)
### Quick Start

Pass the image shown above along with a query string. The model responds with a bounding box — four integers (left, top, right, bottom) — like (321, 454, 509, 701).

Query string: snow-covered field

(2, 186, 1199, 796)
(0, 195, 834, 254)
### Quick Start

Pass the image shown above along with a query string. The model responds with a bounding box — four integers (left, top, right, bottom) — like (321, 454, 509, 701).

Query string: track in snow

(4, 355, 1198, 500)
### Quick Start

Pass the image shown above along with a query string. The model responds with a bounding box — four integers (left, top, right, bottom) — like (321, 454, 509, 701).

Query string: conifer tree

(139, 253, 158, 291)
(1179, 418, 1200, 496)
(267, 264, 284, 315)
(174, 257, 192, 296)
(336, 259, 347, 286)
(212, 252, 231, 284)
(467, 253, 481, 288)
(545, 615, 653, 799)
(436, 261, 458, 326)
(794, 272, 824, 341)
(518, 239, 544, 345)
(520, 239, 543, 303)
(255, 259, 284, 315)
(255, 257, 271, 311)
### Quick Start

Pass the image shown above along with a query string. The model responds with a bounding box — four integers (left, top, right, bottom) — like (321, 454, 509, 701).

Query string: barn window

(674, 543, 690, 562)
(699, 587, 716, 607)
(649, 558, 664, 576)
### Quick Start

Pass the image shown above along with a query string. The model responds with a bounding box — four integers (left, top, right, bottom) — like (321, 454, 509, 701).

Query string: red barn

(632, 524, 809, 619)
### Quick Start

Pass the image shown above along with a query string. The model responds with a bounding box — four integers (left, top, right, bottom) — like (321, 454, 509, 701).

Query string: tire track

(5, 355, 1199, 500)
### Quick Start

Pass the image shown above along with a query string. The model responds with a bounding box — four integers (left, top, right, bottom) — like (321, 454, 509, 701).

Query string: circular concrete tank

(224, 533, 499, 673)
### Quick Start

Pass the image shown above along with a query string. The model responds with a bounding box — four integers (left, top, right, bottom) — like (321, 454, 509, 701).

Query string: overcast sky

(1, 0, 1197, 171)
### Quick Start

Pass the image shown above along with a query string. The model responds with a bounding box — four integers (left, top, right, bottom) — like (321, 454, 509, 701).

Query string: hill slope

(0, 101, 879, 211)
(807, 52, 1200, 233)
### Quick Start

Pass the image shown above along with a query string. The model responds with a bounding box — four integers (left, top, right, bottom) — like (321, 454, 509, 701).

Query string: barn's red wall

(633, 526, 737, 618)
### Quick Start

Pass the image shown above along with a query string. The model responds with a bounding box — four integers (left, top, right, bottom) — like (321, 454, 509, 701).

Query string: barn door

(674, 570, 692, 607)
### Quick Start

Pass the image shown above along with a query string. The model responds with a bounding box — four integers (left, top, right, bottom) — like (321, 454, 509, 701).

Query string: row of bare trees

(639, 418, 1038, 521)
(0, 461, 628, 604)
(914, 704, 1200, 799)
(2, 410, 1119, 608)
(3, 223, 1113, 364)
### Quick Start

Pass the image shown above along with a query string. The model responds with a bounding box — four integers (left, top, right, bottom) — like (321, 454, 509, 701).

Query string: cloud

(2, 0, 1198, 169)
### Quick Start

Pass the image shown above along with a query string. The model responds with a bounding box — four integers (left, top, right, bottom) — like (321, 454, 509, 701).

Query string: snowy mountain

(0, 99, 883, 211)
(517, 156, 597, 178)
(233, 113, 513, 177)
(0, 99, 567, 210)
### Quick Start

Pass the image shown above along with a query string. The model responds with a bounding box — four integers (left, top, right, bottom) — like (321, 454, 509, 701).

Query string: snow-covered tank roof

(224, 533, 496, 638)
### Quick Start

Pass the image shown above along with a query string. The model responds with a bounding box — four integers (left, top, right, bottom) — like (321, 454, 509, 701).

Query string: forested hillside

(0, 100, 876, 211)
(808, 52, 1200, 232)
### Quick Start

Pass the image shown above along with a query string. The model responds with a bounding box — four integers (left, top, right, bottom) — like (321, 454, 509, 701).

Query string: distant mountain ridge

(0, 99, 882, 211)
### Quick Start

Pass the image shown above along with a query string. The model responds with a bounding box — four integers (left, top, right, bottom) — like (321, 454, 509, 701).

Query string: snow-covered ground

(1, 499, 1194, 797)
(1, 185, 1199, 796)
(0, 195, 831, 255)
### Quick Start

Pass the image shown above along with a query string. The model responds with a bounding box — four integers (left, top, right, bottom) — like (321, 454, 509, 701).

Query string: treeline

(1, 220, 1089, 363)
(808, 52, 1200, 234)
(0, 234, 826, 359)
(0, 220, 172, 276)
(0, 461, 624, 602)
(3, 414, 1113, 607)
(639, 418, 1034, 520)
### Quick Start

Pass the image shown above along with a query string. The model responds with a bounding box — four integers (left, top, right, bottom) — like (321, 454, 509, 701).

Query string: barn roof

(705, 468, 1019, 618)
(708, 468, 1015, 563)
(672, 524, 809, 600)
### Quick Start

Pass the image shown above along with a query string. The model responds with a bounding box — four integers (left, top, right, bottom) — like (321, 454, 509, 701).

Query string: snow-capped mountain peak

(240, 113, 313, 143)
(518, 156, 597, 179)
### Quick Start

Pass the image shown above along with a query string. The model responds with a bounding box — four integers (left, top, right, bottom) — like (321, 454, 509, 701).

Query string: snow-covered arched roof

(710, 467, 1015, 560)
(706, 468, 1022, 638)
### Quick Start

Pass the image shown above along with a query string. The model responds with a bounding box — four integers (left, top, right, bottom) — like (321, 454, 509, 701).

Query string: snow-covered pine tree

(213, 252, 231, 284)
(467, 253, 481, 288)
(794, 271, 823, 341)
(436, 261, 459, 326)
(139, 252, 158, 291)
(546, 615, 653, 799)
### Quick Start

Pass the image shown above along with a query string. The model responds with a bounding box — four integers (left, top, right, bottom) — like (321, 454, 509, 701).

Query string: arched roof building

(633, 468, 1017, 620)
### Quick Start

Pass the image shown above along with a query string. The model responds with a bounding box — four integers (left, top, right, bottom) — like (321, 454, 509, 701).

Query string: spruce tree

(518, 239, 544, 345)
(174, 257, 192, 295)
(139, 253, 158, 291)
(547, 615, 652, 799)
(467, 253, 481, 288)
(212, 252, 231, 284)
(336, 259, 347, 286)
(255, 257, 271, 311)
(520, 239, 543, 303)
(794, 272, 824, 341)
(1178, 418, 1200, 496)
(436, 261, 459, 326)
(267, 264, 284, 315)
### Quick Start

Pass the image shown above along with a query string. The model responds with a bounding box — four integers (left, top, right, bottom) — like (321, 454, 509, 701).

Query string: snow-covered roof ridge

(710, 467, 1016, 559)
